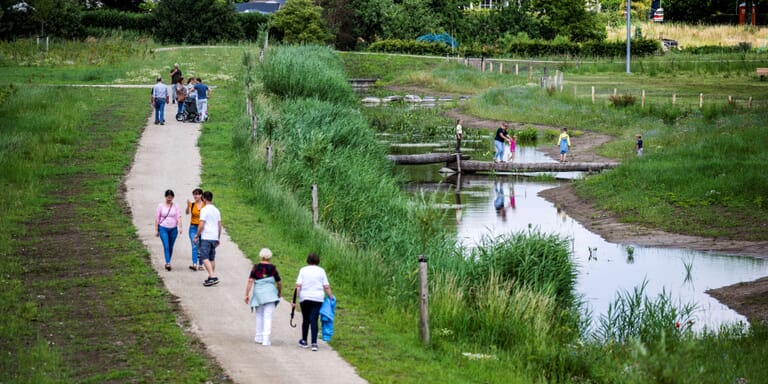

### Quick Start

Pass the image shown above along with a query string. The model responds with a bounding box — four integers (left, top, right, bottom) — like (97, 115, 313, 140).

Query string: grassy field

(2, 36, 768, 383)
(606, 21, 768, 48)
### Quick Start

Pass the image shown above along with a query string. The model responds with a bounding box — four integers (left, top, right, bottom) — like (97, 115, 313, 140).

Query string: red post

(739, 3, 746, 25)
(751, 4, 757, 25)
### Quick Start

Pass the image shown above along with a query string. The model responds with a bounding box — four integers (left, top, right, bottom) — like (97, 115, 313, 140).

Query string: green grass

(4, 37, 768, 384)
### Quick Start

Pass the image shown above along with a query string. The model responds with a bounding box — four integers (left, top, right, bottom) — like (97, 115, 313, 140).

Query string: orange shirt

(189, 201, 205, 225)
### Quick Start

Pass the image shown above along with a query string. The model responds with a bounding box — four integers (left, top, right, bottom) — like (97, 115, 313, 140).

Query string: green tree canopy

(153, 0, 242, 44)
(271, 0, 333, 45)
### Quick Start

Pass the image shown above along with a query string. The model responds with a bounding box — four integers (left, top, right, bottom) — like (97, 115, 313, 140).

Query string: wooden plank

(388, 153, 470, 164)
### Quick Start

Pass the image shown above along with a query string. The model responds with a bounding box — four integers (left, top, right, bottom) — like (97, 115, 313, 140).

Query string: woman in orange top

(185, 188, 206, 271)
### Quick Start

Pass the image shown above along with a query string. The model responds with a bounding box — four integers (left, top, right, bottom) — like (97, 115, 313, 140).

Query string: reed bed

(607, 22, 768, 48)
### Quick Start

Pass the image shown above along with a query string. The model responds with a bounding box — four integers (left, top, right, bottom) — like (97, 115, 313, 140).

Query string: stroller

(176, 97, 200, 123)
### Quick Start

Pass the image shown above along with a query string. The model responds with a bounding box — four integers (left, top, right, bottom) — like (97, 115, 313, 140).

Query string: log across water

(387, 153, 618, 173)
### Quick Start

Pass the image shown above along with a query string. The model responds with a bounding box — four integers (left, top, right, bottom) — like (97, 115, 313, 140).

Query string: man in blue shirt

(150, 76, 169, 125)
(193, 78, 210, 122)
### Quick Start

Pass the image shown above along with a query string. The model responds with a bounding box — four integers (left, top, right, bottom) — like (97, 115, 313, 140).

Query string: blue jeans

(177, 98, 185, 116)
(154, 98, 166, 123)
(300, 300, 323, 344)
(188, 224, 199, 265)
(158, 226, 178, 264)
(494, 140, 505, 162)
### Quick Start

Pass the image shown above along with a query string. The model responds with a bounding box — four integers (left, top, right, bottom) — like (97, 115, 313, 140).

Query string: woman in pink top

(155, 189, 182, 271)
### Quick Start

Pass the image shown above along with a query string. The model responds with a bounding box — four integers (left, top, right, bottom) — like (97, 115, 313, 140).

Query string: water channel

(390, 139, 768, 331)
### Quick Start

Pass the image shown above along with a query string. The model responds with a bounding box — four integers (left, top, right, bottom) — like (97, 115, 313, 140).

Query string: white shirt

(152, 82, 168, 99)
(296, 265, 329, 303)
(199, 204, 221, 240)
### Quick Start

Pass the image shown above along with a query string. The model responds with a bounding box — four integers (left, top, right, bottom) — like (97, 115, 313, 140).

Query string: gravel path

(124, 101, 366, 384)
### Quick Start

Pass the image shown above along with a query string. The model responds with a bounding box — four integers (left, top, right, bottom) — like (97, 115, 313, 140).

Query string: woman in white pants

(244, 248, 282, 346)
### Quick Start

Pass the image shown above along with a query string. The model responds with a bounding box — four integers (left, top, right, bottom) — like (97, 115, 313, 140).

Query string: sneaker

(210, 277, 219, 285)
(198, 265, 205, 271)
(203, 277, 217, 287)
(311, 343, 318, 351)
(254, 337, 262, 344)
(298, 340, 309, 349)
(189, 265, 197, 271)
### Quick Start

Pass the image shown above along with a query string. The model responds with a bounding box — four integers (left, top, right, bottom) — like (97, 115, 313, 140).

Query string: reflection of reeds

(683, 257, 694, 283)
(626, 245, 635, 264)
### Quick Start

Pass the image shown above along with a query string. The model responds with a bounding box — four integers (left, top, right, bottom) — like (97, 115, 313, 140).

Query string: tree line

(1, 0, 764, 48)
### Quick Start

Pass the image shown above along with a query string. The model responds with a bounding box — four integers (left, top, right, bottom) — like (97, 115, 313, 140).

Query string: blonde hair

(259, 248, 273, 260)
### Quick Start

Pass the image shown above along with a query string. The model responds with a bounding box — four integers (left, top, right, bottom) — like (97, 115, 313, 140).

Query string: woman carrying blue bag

(294, 253, 333, 352)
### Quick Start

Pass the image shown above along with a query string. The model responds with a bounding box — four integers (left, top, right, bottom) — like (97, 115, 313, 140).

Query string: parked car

(653, 8, 664, 22)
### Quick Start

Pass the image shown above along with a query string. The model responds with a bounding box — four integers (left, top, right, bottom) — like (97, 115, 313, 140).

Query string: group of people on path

(155, 188, 221, 286)
(151, 64, 211, 124)
(154, 188, 333, 351)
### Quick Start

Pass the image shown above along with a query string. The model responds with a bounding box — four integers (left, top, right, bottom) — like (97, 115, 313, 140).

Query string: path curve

(124, 101, 366, 384)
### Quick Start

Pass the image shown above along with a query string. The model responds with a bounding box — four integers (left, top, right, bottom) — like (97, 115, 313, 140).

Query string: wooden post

(455, 152, 462, 174)
(749, 96, 753, 109)
(312, 184, 318, 226)
(499, 63, 503, 73)
(699, 93, 703, 108)
(251, 115, 258, 141)
(642, 90, 645, 108)
(528, 62, 533, 81)
(613, 88, 617, 96)
(418, 255, 430, 345)
(559, 72, 564, 92)
(672, 93, 676, 105)
(515, 63, 519, 76)
(246, 97, 253, 117)
(591, 86, 595, 103)
(490, 62, 494, 72)
(574, 85, 577, 97)
(266, 145, 273, 170)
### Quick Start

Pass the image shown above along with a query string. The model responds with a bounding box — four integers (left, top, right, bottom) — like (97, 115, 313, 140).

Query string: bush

(238, 12, 269, 41)
(81, 9, 153, 34)
(153, 0, 242, 44)
(609, 93, 637, 107)
(514, 126, 539, 143)
(368, 39, 449, 56)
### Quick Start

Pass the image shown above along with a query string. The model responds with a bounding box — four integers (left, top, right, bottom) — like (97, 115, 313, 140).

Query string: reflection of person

(294, 253, 332, 352)
(185, 188, 205, 271)
(455, 119, 463, 153)
(194, 191, 222, 287)
(635, 134, 643, 156)
(245, 248, 282, 346)
(507, 134, 517, 163)
(557, 128, 571, 162)
(494, 123, 511, 163)
(509, 185, 516, 209)
(150, 76, 170, 125)
(155, 189, 182, 271)
(493, 182, 505, 211)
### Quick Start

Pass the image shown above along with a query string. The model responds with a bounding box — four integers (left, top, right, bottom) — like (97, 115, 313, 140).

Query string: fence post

(251, 115, 258, 141)
(559, 72, 564, 92)
(515, 63, 519, 76)
(528, 61, 533, 81)
(642, 90, 645, 108)
(613, 88, 617, 96)
(418, 255, 430, 345)
(267, 145, 273, 170)
(499, 62, 503, 73)
(312, 184, 318, 226)
(749, 96, 753, 109)
(672, 93, 676, 105)
(591, 86, 595, 104)
(699, 93, 703, 108)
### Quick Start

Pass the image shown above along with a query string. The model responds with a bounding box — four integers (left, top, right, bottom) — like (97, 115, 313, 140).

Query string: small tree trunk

(312, 184, 318, 226)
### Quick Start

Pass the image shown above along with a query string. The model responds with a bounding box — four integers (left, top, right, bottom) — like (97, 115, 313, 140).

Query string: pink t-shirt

(509, 138, 516, 152)
(156, 203, 181, 228)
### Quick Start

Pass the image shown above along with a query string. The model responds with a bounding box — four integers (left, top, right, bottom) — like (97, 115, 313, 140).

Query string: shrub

(514, 126, 538, 143)
(368, 39, 449, 56)
(609, 93, 636, 107)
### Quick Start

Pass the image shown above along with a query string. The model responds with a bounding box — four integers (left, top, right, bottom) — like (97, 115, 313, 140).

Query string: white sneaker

(254, 337, 262, 344)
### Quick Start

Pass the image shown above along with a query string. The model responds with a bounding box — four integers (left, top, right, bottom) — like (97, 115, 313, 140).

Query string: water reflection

(405, 166, 768, 331)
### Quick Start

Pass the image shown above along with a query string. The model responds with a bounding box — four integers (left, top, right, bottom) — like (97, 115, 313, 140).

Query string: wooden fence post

(515, 63, 519, 76)
(699, 93, 703, 108)
(672, 93, 676, 105)
(591, 86, 595, 104)
(251, 115, 258, 141)
(749, 96, 753, 109)
(266, 145, 273, 170)
(613, 88, 617, 96)
(528, 62, 533, 81)
(418, 255, 430, 345)
(642, 90, 645, 108)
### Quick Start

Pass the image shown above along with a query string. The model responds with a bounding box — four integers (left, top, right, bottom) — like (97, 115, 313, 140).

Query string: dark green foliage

(0, 0, 85, 39)
(368, 39, 448, 55)
(238, 12, 270, 42)
(513, 126, 538, 143)
(153, 0, 242, 44)
(81, 9, 154, 34)
(270, 0, 333, 45)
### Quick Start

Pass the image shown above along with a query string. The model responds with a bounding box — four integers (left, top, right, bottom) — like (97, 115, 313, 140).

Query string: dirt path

(124, 102, 366, 384)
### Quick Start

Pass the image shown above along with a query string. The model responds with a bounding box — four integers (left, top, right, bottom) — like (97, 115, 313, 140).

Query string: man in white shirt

(194, 191, 222, 286)
(150, 76, 170, 125)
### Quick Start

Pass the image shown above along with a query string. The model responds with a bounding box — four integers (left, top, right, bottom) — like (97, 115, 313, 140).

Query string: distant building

(234, 0, 285, 14)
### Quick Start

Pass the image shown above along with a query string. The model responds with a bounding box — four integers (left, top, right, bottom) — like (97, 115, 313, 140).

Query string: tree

(153, 0, 242, 44)
(534, 0, 605, 42)
(270, 0, 332, 45)
(380, 0, 441, 40)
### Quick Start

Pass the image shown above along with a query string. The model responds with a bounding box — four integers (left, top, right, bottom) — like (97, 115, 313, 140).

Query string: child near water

(557, 128, 571, 162)
(507, 134, 517, 162)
